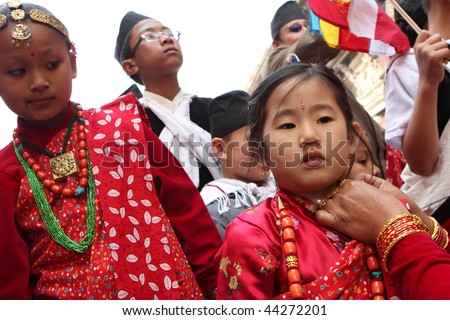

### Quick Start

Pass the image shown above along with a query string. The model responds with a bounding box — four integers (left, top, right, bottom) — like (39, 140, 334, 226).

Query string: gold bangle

(376, 213, 429, 271)
(430, 216, 440, 240)
(443, 231, 449, 249)
(430, 216, 449, 249)
(377, 213, 417, 246)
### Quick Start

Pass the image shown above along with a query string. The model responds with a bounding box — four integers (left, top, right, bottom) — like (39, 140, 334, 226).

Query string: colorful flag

(307, 0, 409, 56)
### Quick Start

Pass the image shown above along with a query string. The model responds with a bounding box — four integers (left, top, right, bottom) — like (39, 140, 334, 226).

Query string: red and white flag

(308, 0, 409, 55)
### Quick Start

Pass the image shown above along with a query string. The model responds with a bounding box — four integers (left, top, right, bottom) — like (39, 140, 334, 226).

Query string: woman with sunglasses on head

(256, 1, 386, 181)
(115, 11, 222, 191)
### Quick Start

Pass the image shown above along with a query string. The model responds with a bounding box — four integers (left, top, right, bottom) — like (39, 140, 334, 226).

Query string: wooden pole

(389, 0, 422, 35)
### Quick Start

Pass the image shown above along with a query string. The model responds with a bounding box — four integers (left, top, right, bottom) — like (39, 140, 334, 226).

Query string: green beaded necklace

(13, 115, 96, 253)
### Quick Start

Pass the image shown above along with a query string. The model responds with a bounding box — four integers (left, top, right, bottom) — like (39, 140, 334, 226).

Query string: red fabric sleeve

(388, 232, 450, 299)
(215, 215, 281, 300)
(141, 124, 223, 297)
(0, 171, 32, 299)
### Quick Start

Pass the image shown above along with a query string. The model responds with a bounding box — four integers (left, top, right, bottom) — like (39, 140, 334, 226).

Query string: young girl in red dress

(214, 63, 395, 300)
(0, 1, 221, 299)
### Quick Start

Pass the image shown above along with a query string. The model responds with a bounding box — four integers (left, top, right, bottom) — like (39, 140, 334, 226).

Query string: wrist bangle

(377, 213, 429, 271)
(430, 216, 449, 249)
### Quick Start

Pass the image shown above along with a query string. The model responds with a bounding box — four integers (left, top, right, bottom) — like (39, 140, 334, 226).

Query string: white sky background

(0, 0, 289, 149)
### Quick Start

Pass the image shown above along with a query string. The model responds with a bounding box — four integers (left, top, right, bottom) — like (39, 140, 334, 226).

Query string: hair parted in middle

(247, 63, 356, 165)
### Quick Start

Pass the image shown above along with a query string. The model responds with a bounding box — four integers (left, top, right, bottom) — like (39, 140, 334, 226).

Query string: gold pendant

(49, 151, 79, 181)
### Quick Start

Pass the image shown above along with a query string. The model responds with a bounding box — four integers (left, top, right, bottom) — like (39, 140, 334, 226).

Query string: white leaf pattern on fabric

(125, 234, 137, 243)
(151, 216, 161, 224)
(149, 283, 159, 291)
(93, 133, 106, 140)
(97, 120, 108, 125)
(110, 172, 121, 180)
(111, 251, 119, 261)
(127, 190, 133, 199)
(109, 243, 120, 250)
(120, 207, 126, 218)
(133, 227, 140, 241)
(128, 216, 139, 225)
(92, 166, 99, 174)
(130, 150, 137, 163)
(107, 189, 120, 197)
(113, 154, 123, 163)
(128, 138, 139, 145)
(164, 245, 170, 254)
(144, 211, 151, 225)
(85, 100, 202, 300)
(93, 148, 104, 154)
(129, 274, 139, 282)
(141, 200, 152, 207)
(128, 200, 138, 207)
(164, 276, 172, 290)
(159, 263, 171, 271)
(126, 254, 138, 263)
(143, 174, 153, 181)
(144, 237, 151, 248)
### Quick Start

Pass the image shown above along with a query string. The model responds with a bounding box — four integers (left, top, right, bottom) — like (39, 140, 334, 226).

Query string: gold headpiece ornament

(0, 0, 68, 47)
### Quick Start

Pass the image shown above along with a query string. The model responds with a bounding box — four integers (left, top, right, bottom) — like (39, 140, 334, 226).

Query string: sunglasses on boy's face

(282, 23, 308, 33)
(129, 29, 181, 58)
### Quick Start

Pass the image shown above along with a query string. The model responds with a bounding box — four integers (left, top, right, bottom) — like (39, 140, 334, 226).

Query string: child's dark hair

(0, 2, 71, 49)
(248, 63, 362, 171)
(394, 0, 427, 47)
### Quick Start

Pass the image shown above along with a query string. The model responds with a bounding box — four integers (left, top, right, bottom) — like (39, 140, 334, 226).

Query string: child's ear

(211, 138, 226, 161)
(349, 121, 363, 150)
(69, 51, 77, 79)
(121, 59, 139, 77)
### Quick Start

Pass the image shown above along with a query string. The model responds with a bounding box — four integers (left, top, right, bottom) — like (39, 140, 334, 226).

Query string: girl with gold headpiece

(0, 1, 222, 299)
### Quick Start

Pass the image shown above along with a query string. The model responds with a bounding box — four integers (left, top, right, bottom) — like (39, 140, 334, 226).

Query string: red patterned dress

(215, 188, 396, 300)
(0, 93, 222, 299)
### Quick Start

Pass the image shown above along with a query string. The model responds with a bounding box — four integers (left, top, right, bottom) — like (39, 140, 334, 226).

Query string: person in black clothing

(114, 11, 221, 190)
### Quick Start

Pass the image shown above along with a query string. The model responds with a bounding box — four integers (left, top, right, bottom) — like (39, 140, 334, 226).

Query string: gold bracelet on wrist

(430, 217, 449, 249)
(377, 213, 429, 271)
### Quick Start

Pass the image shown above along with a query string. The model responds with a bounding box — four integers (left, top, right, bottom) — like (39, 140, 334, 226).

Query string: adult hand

(315, 176, 408, 244)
